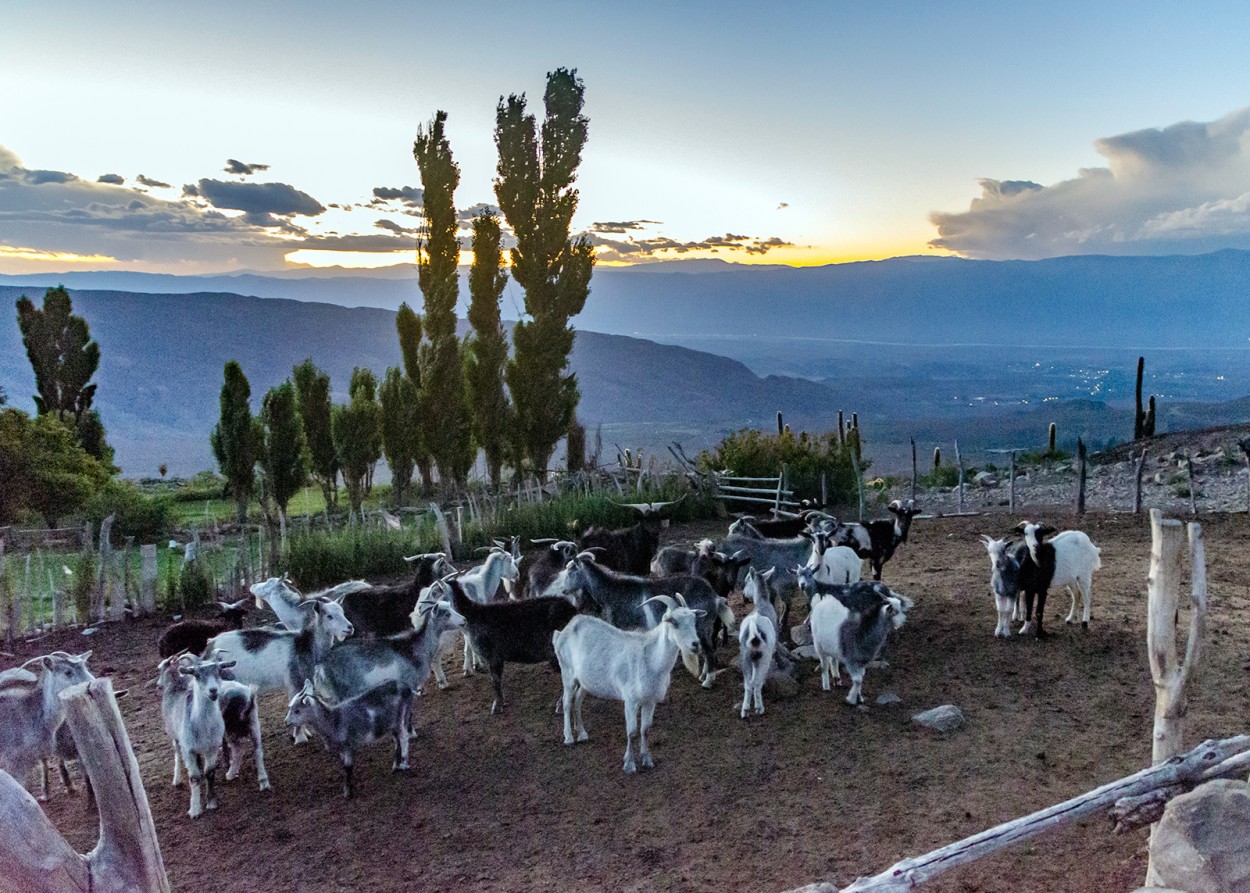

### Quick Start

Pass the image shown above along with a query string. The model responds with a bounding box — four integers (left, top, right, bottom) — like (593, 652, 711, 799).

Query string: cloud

(930, 106, 1250, 259)
(374, 218, 419, 236)
(588, 231, 795, 262)
(186, 178, 326, 217)
(777, 202, 789, 210)
(224, 158, 270, 176)
(590, 220, 661, 234)
(135, 174, 172, 189)
(371, 185, 423, 206)
(457, 202, 503, 221)
(96, 173, 125, 185)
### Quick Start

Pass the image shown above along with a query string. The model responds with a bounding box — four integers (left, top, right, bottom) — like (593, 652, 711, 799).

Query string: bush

(178, 558, 214, 610)
(285, 523, 443, 590)
(920, 465, 964, 488)
(698, 428, 864, 506)
(82, 479, 172, 544)
(171, 471, 228, 503)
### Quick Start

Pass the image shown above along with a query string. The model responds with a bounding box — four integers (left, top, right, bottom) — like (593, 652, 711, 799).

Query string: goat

(804, 534, 862, 586)
(521, 540, 580, 599)
(284, 679, 412, 799)
(158, 598, 251, 658)
(809, 581, 911, 705)
(741, 567, 795, 674)
(738, 611, 777, 719)
(562, 556, 735, 688)
(157, 652, 236, 818)
(553, 593, 704, 773)
(447, 578, 578, 714)
(730, 510, 835, 539)
(314, 593, 465, 710)
(651, 540, 750, 602)
(718, 530, 814, 632)
(982, 523, 1101, 638)
(205, 598, 353, 742)
(0, 651, 94, 802)
(335, 552, 457, 637)
(217, 676, 270, 792)
(456, 547, 522, 674)
(830, 499, 919, 581)
(579, 500, 676, 576)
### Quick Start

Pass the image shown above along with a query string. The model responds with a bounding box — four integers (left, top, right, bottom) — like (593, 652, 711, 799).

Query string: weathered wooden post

(1240, 437, 1250, 514)
(0, 677, 172, 893)
(1075, 437, 1087, 515)
(21, 553, 32, 638)
(910, 438, 917, 503)
(95, 514, 115, 622)
(1144, 509, 1208, 885)
(1009, 450, 1017, 514)
(1185, 453, 1197, 517)
(1134, 447, 1148, 514)
(954, 440, 965, 513)
(0, 532, 7, 647)
(140, 545, 157, 616)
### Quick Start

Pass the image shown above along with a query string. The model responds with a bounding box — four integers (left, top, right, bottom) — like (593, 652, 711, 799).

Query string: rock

(911, 704, 964, 732)
(790, 644, 819, 661)
(763, 671, 799, 700)
(974, 471, 998, 488)
(1151, 779, 1250, 893)
(790, 621, 813, 646)
(876, 692, 902, 706)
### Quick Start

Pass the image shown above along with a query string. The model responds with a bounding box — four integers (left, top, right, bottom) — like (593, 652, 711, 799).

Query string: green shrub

(1017, 448, 1071, 467)
(920, 465, 964, 488)
(285, 523, 442, 590)
(178, 558, 214, 610)
(698, 428, 863, 506)
(83, 479, 171, 544)
(171, 471, 228, 503)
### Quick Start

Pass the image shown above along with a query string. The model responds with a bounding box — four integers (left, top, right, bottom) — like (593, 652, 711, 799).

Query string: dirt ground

(15, 511, 1250, 893)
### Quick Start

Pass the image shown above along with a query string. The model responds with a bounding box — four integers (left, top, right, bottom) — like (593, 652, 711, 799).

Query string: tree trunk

(0, 678, 171, 893)
(1134, 447, 1148, 515)
(1134, 355, 1145, 441)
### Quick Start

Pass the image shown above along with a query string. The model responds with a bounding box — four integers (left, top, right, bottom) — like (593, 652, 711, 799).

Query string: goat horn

(641, 594, 679, 612)
(530, 538, 558, 545)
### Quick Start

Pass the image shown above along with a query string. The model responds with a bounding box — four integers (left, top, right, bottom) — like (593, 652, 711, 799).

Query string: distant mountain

(0, 287, 838, 477)
(7, 249, 1250, 348)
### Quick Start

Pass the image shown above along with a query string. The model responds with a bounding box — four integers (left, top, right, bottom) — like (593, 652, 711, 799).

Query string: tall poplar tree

(395, 302, 432, 492)
(378, 366, 419, 506)
(210, 360, 258, 523)
(413, 110, 472, 488)
(332, 367, 382, 515)
(260, 380, 308, 536)
(494, 68, 595, 478)
(465, 211, 511, 487)
(292, 358, 338, 507)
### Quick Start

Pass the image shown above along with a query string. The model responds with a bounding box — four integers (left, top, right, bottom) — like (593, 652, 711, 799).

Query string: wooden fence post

(95, 514, 115, 622)
(910, 438, 917, 503)
(1009, 451, 1017, 514)
(1144, 509, 1207, 885)
(0, 536, 11, 648)
(1185, 453, 1197, 517)
(140, 545, 157, 616)
(954, 440, 964, 513)
(1075, 437, 1087, 515)
(1133, 447, 1148, 514)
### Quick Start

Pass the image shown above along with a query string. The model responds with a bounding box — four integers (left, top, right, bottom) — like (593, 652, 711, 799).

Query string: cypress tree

(494, 68, 595, 479)
(413, 110, 472, 488)
(332, 368, 382, 516)
(292, 358, 338, 507)
(465, 212, 511, 488)
(210, 360, 258, 523)
(379, 366, 419, 506)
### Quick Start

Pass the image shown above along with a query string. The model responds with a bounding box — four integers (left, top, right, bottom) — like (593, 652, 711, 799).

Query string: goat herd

(0, 498, 1105, 823)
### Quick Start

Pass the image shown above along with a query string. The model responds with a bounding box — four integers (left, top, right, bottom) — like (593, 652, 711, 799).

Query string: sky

(4, 1, 1250, 275)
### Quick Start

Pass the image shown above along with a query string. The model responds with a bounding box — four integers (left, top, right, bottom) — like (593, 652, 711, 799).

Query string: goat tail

(1091, 545, 1103, 571)
(716, 598, 737, 635)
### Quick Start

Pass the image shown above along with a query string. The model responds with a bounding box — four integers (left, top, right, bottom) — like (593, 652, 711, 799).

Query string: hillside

(0, 287, 837, 476)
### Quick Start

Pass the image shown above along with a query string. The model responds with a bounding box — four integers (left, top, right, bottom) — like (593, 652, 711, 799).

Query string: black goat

(518, 540, 580, 598)
(579, 501, 678, 576)
(833, 500, 919, 580)
(337, 552, 456, 636)
(158, 599, 250, 658)
(448, 579, 578, 714)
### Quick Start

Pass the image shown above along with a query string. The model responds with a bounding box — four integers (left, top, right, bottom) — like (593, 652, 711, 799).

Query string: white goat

(553, 593, 704, 773)
(457, 548, 521, 675)
(1023, 522, 1102, 631)
(738, 612, 777, 719)
(158, 652, 235, 818)
(0, 651, 94, 801)
(805, 541, 862, 585)
(810, 583, 911, 705)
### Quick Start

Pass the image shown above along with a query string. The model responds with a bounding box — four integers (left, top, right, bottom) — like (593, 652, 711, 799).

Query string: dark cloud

(224, 158, 271, 176)
(25, 169, 78, 185)
(136, 174, 171, 189)
(590, 220, 661, 234)
(371, 185, 423, 206)
(295, 233, 412, 252)
(188, 178, 326, 217)
(457, 202, 503, 221)
(930, 106, 1250, 259)
(587, 231, 795, 261)
(97, 173, 125, 185)
(375, 218, 420, 236)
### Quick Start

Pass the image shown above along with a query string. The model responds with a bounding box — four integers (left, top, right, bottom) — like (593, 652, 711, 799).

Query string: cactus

(777, 411, 784, 436)
(933, 447, 941, 469)
(1048, 422, 1057, 453)
(1145, 395, 1156, 437)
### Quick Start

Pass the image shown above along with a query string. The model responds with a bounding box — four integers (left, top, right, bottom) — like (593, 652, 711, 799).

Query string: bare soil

(16, 511, 1250, 893)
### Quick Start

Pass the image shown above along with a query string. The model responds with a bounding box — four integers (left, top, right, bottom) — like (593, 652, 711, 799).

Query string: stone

(876, 692, 902, 706)
(763, 671, 799, 700)
(911, 704, 964, 732)
(974, 471, 998, 488)
(790, 621, 813, 646)
(1151, 779, 1250, 893)
(790, 645, 818, 661)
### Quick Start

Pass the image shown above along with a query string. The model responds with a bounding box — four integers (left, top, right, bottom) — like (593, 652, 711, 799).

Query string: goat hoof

(756, 706, 765, 715)
(259, 779, 271, 792)
(490, 701, 500, 715)
(1082, 621, 1089, 629)
(739, 709, 748, 720)
(640, 755, 654, 770)
(207, 799, 218, 811)
(225, 770, 240, 782)
(394, 761, 410, 772)
(577, 730, 589, 743)
(623, 763, 636, 775)
(563, 736, 575, 747)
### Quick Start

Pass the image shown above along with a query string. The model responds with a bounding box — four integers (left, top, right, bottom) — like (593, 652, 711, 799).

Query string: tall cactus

(776, 411, 784, 436)
(1048, 422, 1057, 453)
(933, 447, 942, 469)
